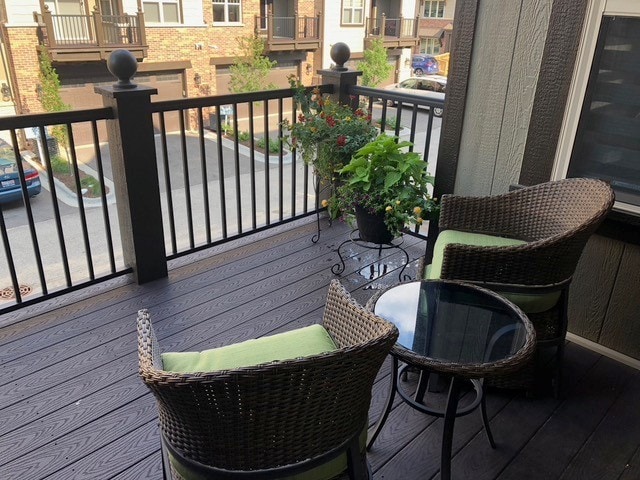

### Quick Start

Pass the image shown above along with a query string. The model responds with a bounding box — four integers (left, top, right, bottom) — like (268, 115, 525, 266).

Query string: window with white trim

(342, 0, 364, 25)
(420, 38, 441, 55)
(423, 1, 445, 19)
(555, 0, 640, 213)
(213, 0, 242, 24)
(143, 0, 181, 23)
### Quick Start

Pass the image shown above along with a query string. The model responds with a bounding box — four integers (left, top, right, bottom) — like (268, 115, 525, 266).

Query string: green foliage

(229, 36, 277, 93)
(38, 49, 70, 149)
(237, 131, 251, 142)
(256, 136, 280, 153)
(358, 39, 394, 87)
(222, 124, 234, 136)
(50, 155, 71, 175)
(281, 77, 377, 183)
(80, 176, 102, 196)
(331, 134, 438, 237)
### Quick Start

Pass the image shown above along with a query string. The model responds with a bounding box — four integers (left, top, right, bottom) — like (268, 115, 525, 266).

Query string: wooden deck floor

(1, 218, 639, 480)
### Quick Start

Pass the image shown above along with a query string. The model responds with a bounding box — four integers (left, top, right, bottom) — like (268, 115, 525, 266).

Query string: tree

(358, 39, 393, 87)
(38, 49, 71, 151)
(228, 36, 277, 93)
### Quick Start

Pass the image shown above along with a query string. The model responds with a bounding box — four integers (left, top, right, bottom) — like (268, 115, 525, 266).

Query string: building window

(420, 38, 441, 55)
(342, 0, 364, 25)
(143, 0, 181, 23)
(213, 0, 242, 23)
(566, 16, 640, 208)
(423, 1, 445, 18)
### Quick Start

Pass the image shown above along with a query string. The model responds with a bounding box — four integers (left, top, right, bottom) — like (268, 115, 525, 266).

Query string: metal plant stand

(331, 229, 411, 282)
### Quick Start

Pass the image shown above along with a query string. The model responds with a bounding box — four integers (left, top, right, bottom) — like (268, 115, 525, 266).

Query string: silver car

(384, 75, 447, 117)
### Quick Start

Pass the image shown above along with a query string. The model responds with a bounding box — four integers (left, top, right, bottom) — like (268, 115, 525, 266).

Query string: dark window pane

(568, 16, 640, 207)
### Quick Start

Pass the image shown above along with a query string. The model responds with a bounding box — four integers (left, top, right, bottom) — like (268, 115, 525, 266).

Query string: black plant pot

(355, 205, 394, 244)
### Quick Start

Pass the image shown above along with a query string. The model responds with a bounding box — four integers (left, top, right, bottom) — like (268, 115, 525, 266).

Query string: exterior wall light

(1, 83, 11, 102)
(194, 73, 202, 86)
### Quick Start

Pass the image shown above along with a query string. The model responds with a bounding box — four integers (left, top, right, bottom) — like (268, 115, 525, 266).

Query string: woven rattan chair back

(436, 178, 615, 286)
(138, 280, 398, 478)
(428, 178, 614, 394)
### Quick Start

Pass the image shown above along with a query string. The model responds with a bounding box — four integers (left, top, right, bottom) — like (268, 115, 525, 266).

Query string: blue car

(0, 139, 41, 205)
(411, 55, 439, 76)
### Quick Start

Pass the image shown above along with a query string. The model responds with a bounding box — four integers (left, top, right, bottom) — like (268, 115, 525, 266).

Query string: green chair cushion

(427, 229, 560, 313)
(162, 325, 363, 480)
(169, 428, 368, 480)
(161, 324, 338, 373)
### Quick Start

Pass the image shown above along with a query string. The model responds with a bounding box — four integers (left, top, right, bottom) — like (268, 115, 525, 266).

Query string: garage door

(58, 70, 184, 144)
(215, 61, 298, 96)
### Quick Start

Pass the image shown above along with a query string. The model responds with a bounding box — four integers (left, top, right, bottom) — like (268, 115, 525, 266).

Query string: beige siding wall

(455, 0, 553, 197)
(451, 0, 640, 362)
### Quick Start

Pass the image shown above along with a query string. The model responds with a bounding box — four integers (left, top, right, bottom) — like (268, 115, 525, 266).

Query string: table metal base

(331, 230, 410, 282)
(367, 357, 495, 480)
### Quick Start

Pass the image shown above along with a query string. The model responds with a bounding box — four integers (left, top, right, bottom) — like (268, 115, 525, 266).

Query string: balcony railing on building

(254, 12, 322, 52)
(34, 7, 148, 61)
(365, 14, 420, 49)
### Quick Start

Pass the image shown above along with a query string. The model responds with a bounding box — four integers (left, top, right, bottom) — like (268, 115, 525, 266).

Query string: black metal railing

(0, 108, 127, 312)
(149, 86, 332, 259)
(0, 74, 444, 313)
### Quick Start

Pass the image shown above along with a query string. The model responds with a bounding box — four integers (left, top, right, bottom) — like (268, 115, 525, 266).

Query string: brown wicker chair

(137, 279, 398, 479)
(420, 178, 614, 395)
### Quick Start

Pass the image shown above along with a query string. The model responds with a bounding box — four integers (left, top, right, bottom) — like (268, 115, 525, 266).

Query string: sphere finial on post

(107, 49, 138, 89)
(330, 43, 351, 71)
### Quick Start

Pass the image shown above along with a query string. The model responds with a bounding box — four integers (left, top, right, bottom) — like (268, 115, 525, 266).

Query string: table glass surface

(374, 281, 528, 365)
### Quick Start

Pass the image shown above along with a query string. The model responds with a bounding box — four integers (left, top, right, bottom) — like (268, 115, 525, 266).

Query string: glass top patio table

(366, 280, 536, 480)
(370, 280, 534, 375)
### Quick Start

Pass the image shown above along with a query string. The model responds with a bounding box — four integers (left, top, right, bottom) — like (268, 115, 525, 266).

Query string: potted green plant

(281, 77, 377, 185)
(329, 134, 438, 243)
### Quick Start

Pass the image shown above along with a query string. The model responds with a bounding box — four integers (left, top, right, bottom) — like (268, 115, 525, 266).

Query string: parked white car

(384, 75, 447, 117)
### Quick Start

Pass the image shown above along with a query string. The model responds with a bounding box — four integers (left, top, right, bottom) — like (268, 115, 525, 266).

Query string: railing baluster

(263, 99, 270, 225)
(423, 110, 435, 164)
(67, 123, 95, 281)
(38, 125, 72, 287)
(284, 97, 295, 216)
(9, 129, 47, 294)
(197, 107, 211, 244)
(215, 107, 228, 239)
(178, 110, 194, 248)
(248, 102, 257, 230)
(90, 120, 116, 274)
(278, 97, 283, 222)
(409, 105, 419, 152)
(159, 112, 177, 255)
(232, 103, 241, 234)
(0, 202, 21, 304)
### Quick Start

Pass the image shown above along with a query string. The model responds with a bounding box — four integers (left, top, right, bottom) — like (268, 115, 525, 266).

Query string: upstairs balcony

(34, 7, 148, 62)
(365, 15, 420, 49)
(254, 12, 322, 52)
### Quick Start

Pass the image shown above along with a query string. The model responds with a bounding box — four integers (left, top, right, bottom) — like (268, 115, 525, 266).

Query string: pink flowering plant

(281, 76, 377, 183)
(329, 134, 438, 237)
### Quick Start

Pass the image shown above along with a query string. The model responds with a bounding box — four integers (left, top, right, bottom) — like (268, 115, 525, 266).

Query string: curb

(203, 131, 293, 165)
(22, 152, 116, 208)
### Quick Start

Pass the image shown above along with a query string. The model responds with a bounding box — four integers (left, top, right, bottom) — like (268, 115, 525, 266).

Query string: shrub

(50, 155, 71, 175)
(256, 136, 281, 154)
